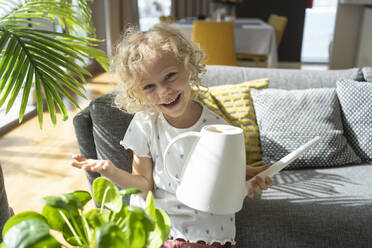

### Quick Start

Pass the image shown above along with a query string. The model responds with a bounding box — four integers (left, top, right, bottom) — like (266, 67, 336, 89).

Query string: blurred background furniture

(173, 18, 278, 67)
(192, 20, 237, 66)
(159, 15, 176, 23)
(237, 14, 287, 67)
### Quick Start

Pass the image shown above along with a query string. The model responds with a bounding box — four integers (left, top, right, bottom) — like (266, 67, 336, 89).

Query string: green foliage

(1, 177, 171, 248)
(0, 0, 109, 128)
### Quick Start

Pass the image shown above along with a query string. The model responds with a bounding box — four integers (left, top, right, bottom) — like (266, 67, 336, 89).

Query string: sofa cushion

(251, 88, 361, 169)
(336, 80, 372, 162)
(194, 79, 269, 166)
(236, 163, 372, 247)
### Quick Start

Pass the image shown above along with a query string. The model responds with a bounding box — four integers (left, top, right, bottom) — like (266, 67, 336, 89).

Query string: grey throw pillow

(336, 80, 372, 162)
(251, 88, 361, 169)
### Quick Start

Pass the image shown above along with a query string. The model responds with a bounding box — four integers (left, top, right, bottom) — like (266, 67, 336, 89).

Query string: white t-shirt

(120, 102, 236, 245)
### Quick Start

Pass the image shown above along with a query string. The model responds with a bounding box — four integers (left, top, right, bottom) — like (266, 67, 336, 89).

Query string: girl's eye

(143, 84, 154, 91)
(165, 72, 177, 81)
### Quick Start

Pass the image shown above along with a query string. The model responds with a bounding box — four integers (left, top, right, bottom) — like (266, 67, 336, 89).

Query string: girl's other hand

(71, 154, 116, 177)
(246, 164, 274, 198)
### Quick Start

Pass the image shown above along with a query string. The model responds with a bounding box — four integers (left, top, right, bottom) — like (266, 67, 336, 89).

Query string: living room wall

(236, 0, 308, 62)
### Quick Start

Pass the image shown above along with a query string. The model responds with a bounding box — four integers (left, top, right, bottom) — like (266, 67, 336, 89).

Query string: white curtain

(90, 0, 139, 71)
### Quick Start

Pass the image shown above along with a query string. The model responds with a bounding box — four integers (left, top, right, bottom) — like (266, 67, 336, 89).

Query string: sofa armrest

(73, 105, 100, 186)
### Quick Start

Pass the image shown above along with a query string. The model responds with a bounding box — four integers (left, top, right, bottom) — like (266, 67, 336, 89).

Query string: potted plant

(1, 177, 171, 247)
(0, 0, 109, 128)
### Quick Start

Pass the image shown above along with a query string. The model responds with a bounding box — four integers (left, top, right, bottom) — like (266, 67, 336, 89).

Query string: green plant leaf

(2, 219, 50, 248)
(34, 76, 44, 129)
(126, 206, 154, 233)
(126, 217, 147, 248)
(25, 235, 61, 248)
(145, 191, 156, 220)
(120, 188, 142, 198)
(42, 79, 57, 125)
(2, 211, 47, 238)
(41, 205, 67, 231)
(0, 39, 20, 94)
(0, 45, 25, 108)
(93, 177, 122, 213)
(95, 223, 128, 248)
(42, 196, 71, 211)
(61, 216, 86, 246)
(18, 65, 34, 123)
(5, 59, 29, 114)
(0, 33, 15, 81)
(68, 190, 92, 208)
(0, 0, 109, 127)
(85, 208, 111, 229)
(147, 209, 171, 248)
(61, 193, 83, 211)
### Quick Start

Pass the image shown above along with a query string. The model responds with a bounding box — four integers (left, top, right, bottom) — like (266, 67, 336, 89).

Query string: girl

(71, 24, 273, 248)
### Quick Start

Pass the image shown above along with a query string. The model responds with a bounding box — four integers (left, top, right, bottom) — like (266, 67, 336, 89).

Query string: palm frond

(0, 0, 109, 127)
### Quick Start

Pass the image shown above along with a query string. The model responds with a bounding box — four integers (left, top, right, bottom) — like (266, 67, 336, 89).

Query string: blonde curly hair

(112, 23, 206, 113)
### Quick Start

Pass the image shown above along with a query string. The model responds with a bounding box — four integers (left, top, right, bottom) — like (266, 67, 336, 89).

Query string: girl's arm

(71, 154, 154, 197)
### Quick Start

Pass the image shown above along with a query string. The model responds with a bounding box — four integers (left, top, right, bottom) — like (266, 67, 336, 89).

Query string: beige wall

(356, 7, 372, 67)
(329, 4, 363, 69)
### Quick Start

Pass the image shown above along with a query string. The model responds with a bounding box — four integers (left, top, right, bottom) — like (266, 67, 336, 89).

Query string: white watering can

(164, 124, 322, 215)
(163, 124, 247, 215)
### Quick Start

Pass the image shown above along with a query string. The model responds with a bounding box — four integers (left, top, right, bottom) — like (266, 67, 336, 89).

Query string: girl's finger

(254, 184, 262, 196)
(71, 161, 82, 168)
(92, 160, 105, 172)
(265, 176, 274, 186)
(72, 154, 86, 162)
(256, 176, 268, 190)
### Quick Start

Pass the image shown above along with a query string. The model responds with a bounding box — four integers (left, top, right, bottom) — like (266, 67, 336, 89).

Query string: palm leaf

(34, 74, 44, 129)
(0, 0, 109, 127)
(6, 57, 29, 113)
(42, 79, 57, 125)
(19, 65, 34, 122)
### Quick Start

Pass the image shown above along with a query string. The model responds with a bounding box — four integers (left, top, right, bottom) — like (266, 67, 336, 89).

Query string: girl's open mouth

(161, 93, 181, 108)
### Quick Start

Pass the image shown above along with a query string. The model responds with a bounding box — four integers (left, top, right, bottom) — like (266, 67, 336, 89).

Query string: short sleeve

(120, 113, 152, 158)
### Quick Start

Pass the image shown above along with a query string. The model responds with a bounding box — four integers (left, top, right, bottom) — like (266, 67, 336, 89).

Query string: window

(138, 0, 172, 31)
(301, 0, 338, 63)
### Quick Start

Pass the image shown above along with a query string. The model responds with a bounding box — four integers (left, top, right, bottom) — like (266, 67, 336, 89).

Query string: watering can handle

(163, 131, 201, 184)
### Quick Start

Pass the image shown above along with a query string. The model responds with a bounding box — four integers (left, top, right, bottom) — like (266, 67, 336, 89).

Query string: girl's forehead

(142, 52, 179, 70)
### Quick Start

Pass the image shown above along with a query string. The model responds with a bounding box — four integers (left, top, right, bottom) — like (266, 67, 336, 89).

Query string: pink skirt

(161, 238, 236, 248)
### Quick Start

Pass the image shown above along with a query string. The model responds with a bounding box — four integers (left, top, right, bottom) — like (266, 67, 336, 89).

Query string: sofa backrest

(203, 65, 364, 89)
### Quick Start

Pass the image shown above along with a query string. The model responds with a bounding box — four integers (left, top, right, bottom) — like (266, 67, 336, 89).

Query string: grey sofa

(73, 65, 372, 248)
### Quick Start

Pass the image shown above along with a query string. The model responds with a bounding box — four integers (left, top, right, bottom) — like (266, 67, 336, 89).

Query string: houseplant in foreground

(0, 177, 171, 248)
(0, 0, 109, 128)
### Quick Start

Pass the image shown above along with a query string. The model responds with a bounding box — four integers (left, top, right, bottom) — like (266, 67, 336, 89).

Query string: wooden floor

(0, 72, 117, 214)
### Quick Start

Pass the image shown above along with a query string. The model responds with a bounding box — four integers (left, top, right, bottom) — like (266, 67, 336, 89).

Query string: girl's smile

(140, 53, 202, 128)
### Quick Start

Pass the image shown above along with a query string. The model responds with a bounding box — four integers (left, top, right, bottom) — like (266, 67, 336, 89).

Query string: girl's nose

(157, 83, 170, 96)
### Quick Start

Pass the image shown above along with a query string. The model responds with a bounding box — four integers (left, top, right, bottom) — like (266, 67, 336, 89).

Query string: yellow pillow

(193, 78, 269, 166)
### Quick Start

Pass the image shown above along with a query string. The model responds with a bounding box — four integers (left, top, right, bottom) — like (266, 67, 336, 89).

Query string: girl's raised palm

(71, 154, 116, 177)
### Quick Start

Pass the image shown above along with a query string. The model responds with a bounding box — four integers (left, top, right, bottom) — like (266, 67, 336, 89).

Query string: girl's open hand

(71, 154, 116, 177)
(246, 164, 274, 198)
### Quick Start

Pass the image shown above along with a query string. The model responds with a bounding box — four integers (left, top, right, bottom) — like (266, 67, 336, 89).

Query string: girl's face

(140, 52, 193, 123)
